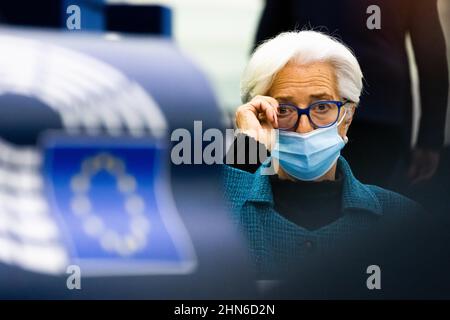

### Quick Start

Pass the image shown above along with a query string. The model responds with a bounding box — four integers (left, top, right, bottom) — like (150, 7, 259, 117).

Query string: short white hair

(240, 30, 363, 104)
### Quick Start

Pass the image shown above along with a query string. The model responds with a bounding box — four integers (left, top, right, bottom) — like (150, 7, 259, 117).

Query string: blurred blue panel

(0, 27, 255, 299)
(161, 6, 172, 37)
(0, 94, 63, 145)
(0, 1, 61, 28)
(0, 1, 171, 36)
(62, 0, 105, 31)
(44, 135, 195, 276)
(106, 4, 173, 36)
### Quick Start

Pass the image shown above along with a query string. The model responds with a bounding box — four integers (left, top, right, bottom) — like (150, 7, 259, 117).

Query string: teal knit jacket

(222, 156, 421, 275)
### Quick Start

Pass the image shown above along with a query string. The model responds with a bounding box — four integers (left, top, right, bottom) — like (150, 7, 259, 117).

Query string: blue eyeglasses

(276, 100, 351, 131)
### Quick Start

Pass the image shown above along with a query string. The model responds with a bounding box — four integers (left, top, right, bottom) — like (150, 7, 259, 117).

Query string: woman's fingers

(235, 106, 262, 132)
(235, 95, 278, 130)
(265, 97, 279, 128)
(235, 96, 279, 147)
(248, 96, 279, 128)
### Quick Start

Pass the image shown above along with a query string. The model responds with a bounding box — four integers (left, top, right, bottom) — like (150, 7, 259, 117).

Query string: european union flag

(43, 135, 197, 276)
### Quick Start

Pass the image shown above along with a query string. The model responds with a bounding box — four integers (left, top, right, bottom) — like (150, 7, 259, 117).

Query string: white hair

(240, 30, 363, 104)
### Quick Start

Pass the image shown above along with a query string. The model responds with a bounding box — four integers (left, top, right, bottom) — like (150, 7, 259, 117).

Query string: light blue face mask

(271, 110, 347, 181)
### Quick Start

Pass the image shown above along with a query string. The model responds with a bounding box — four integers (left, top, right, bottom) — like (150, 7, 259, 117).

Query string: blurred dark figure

(0, 0, 171, 35)
(255, 0, 448, 190)
(0, 1, 62, 27)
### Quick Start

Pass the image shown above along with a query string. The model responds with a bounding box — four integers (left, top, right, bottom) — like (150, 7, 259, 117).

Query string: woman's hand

(407, 148, 440, 184)
(235, 95, 279, 149)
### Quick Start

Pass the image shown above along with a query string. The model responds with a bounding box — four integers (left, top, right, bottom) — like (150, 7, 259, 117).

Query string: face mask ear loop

(343, 136, 349, 144)
(337, 108, 349, 144)
(337, 108, 348, 126)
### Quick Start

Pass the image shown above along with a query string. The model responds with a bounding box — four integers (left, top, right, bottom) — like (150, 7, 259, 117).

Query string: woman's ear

(344, 105, 356, 128)
(339, 104, 356, 137)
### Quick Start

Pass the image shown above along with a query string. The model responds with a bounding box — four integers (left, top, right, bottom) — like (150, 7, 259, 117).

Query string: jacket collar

(247, 156, 383, 215)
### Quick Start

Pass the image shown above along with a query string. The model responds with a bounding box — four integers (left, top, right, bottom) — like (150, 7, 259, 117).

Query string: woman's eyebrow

(274, 93, 335, 101)
(273, 95, 295, 102)
(310, 93, 334, 100)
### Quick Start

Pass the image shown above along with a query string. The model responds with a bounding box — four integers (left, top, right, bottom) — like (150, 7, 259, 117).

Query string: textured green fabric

(222, 156, 420, 275)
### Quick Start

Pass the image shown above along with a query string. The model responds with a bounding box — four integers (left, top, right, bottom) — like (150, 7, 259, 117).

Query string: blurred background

(0, 1, 448, 129)
(0, 0, 263, 299)
(0, 0, 448, 141)
(0, 0, 448, 299)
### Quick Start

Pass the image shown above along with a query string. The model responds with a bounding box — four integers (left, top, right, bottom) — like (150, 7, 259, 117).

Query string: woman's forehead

(268, 61, 339, 102)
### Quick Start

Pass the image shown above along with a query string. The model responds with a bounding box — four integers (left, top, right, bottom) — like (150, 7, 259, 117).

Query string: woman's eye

(316, 104, 330, 112)
(278, 106, 288, 114)
(278, 106, 290, 116)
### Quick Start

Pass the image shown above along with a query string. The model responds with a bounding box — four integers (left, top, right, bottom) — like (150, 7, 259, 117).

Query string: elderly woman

(223, 31, 420, 274)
